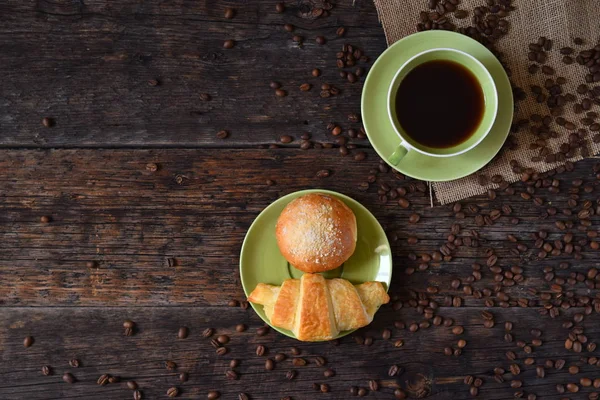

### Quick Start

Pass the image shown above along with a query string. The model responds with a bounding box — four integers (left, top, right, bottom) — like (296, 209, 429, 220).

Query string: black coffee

(394, 60, 484, 149)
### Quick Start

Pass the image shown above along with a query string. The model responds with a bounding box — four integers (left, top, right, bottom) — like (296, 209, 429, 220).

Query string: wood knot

(406, 374, 432, 398)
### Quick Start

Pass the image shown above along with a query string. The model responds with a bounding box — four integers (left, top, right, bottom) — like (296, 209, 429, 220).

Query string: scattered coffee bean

(62, 372, 75, 384)
(224, 7, 235, 19)
(226, 370, 239, 380)
(257, 326, 270, 336)
(23, 336, 34, 348)
(178, 327, 189, 339)
(292, 358, 307, 366)
(97, 374, 110, 386)
(265, 358, 274, 370)
(165, 361, 177, 370)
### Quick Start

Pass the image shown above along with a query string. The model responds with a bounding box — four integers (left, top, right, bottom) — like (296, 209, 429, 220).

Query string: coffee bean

(62, 372, 75, 384)
(40, 116, 57, 129)
(454, 9, 468, 19)
(358, 387, 368, 396)
(257, 326, 270, 336)
(41, 365, 52, 376)
(388, 364, 401, 376)
(176, 372, 188, 383)
(315, 36, 326, 45)
(279, 135, 293, 144)
(133, 390, 143, 400)
(368, 380, 379, 391)
(256, 345, 266, 356)
(97, 374, 110, 385)
(275, 89, 287, 97)
(536, 366, 545, 378)
(336, 27, 346, 37)
(216, 347, 228, 356)
(398, 198, 410, 208)
(213, 132, 229, 144)
(320, 383, 330, 393)
(569, 365, 579, 374)
(290, 347, 301, 356)
(452, 326, 464, 335)
(23, 336, 34, 348)
(265, 358, 274, 370)
(123, 320, 136, 329)
(226, 370, 239, 380)
(314, 356, 327, 366)
(394, 388, 407, 399)
(284, 24, 294, 32)
(167, 387, 179, 397)
(208, 391, 221, 400)
(166, 361, 177, 370)
(223, 7, 235, 19)
(223, 40, 235, 49)
(292, 358, 307, 366)
(69, 359, 80, 368)
(177, 326, 189, 339)
(323, 368, 335, 378)
(510, 364, 521, 375)
(124, 381, 138, 390)
(566, 383, 579, 392)
(354, 151, 366, 161)
(202, 328, 214, 338)
(408, 213, 420, 224)
(300, 83, 311, 92)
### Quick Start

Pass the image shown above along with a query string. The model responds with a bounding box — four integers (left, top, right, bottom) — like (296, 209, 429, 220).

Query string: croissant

(248, 274, 390, 341)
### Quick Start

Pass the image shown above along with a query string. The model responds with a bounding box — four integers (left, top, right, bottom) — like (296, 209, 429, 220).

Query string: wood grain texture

(3, 1, 600, 399)
(0, 0, 383, 147)
(2, 306, 600, 400)
(0, 149, 599, 307)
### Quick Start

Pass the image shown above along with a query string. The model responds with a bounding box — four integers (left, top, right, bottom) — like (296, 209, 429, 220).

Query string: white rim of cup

(386, 47, 498, 158)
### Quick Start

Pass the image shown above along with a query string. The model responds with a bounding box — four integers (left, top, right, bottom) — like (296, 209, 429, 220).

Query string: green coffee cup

(387, 48, 498, 165)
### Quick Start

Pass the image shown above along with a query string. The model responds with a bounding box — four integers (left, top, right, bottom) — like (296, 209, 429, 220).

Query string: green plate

(361, 30, 513, 182)
(240, 189, 392, 340)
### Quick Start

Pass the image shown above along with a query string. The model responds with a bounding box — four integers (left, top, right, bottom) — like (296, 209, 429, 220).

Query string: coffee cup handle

(389, 142, 410, 166)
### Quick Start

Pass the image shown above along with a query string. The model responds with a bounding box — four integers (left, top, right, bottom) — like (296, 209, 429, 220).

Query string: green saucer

(240, 189, 392, 340)
(362, 31, 513, 182)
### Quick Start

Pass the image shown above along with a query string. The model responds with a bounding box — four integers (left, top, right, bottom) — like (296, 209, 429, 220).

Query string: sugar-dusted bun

(276, 193, 357, 273)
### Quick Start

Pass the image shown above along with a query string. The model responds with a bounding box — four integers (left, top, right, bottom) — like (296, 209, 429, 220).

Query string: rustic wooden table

(2, 1, 600, 399)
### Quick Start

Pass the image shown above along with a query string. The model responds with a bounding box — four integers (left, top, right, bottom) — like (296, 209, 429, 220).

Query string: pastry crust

(276, 193, 357, 273)
(248, 274, 389, 341)
(327, 278, 370, 331)
(295, 274, 338, 341)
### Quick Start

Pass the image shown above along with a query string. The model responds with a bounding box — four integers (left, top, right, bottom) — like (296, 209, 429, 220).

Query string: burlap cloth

(373, 0, 600, 204)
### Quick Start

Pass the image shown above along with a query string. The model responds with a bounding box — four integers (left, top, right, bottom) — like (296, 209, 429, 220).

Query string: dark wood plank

(0, 149, 599, 307)
(1, 306, 599, 400)
(0, 0, 384, 147)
